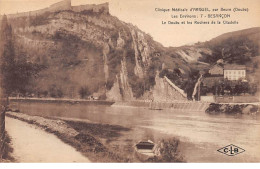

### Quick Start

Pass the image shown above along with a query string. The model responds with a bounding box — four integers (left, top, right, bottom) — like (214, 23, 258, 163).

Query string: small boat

(134, 140, 160, 161)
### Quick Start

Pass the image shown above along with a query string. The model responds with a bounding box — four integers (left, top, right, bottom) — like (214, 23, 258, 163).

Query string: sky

(0, 0, 259, 47)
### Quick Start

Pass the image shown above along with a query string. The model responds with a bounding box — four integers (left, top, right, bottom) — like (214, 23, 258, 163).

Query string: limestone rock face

(175, 47, 212, 63)
(7, 7, 191, 101)
(106, 76, 122, 101)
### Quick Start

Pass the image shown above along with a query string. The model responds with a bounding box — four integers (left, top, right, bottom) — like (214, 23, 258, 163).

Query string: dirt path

(5, 117, 91, 163)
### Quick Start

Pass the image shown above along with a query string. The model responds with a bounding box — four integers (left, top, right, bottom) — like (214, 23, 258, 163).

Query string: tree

(184, 79, 195, 100)
(0, 15, 14, 145)
(184, 69, 200, 100)
(49, 84, 63, 98)
(13, 61, 44, 96)
(225, 85, 232, 95)
(0, 15, 16, 98)
(249, 83, 257, 95)
(1, 15, 44, 98)
(0, 15, 15, 111)
(234, 84, 242, 95)
(241, 82, 249, 95)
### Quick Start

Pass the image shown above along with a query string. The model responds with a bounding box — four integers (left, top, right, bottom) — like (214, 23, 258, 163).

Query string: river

(10, 101, 260, 162)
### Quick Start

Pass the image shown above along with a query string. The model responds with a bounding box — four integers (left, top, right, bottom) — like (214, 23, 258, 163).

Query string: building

(208, 64, 223, 76)
(1, 0, 109, 19)
(224, 64, 246, 81)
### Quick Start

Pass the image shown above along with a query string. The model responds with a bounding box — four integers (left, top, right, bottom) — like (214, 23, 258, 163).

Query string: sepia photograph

(0, 0, 259, 166)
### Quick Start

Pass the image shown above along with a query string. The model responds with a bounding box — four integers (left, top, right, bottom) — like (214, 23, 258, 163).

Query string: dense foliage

(201, 79, 258, 96)
(0, 15, 43, 97)
(199, 30, 259, 64)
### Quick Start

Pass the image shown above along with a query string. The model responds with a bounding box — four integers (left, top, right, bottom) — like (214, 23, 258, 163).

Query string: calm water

(11, 101, 260, 162)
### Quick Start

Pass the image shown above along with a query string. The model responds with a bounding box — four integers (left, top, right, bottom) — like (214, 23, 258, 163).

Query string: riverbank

(5, 117, 90, 162)
(6, 112, 184, 162)
(0, 132, 15, 163)
(205, 103, 259, 115)
(10, 97, 259, 114)
(9, 97, 114, 106)
(5, 101, 260, 162)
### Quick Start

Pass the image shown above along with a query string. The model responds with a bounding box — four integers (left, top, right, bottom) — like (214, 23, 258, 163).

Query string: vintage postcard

(0, 0, 259, 164)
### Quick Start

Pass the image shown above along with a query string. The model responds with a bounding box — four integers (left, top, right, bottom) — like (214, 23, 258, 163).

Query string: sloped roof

(209, 64, 224, 72)
(210, 64, 223, 69)
(224, 64, 246, 70)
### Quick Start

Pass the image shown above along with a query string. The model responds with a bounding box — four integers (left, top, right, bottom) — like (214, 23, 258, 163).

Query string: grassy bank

(6, 112, 184, 162)
(0, 132, 15, 163)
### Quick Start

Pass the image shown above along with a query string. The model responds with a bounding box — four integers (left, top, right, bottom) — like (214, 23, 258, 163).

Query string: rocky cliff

(7, 5, 258, 101)
(5, 7, 195, 101)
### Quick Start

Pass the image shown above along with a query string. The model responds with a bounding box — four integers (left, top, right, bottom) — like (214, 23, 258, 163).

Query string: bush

(79, 86, 90, 99)
(250, 106, 259, 113)
(206, 104, 247, 114)
(148, 138, 184, 162)
(49, 85, 63, 98)
(129, 77, 145, 98)
(205, 103, 222, 114)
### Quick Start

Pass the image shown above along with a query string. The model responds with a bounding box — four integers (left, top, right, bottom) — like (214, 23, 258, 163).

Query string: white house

(224, 64, 246, 81)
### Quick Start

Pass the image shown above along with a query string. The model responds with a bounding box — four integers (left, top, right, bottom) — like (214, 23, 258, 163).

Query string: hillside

(205, 27, 260, 89)
(2, 7, 196, 101)
(208, 27, 260, 47)
(1, 2, 259, 101)
(170, 27, 260, 89)
(199, 27, 260, 64)
(166, 27, 259, 66)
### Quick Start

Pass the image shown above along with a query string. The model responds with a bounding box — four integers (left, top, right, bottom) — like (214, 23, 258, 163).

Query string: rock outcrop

(2, 0, 109, 19)
(2, 1, 199, 101)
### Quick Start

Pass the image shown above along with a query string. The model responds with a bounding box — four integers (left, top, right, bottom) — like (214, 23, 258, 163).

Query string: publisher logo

(217, 144, 245, 156)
